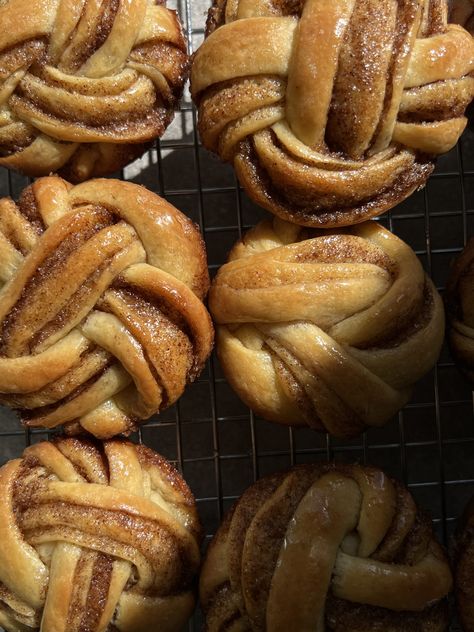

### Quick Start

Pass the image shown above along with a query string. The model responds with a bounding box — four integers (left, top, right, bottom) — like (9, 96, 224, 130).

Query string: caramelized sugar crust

(200, 463, 452, 631)
(0, 0, 189, 181)
(209, 218, 444, 437)
(192, 0, 474, 227)
(0, 176, 213, 438)
(0, 437, 201, 632)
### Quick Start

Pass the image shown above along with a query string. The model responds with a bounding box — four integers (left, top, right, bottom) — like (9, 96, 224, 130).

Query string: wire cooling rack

(0, 1, 473, 630)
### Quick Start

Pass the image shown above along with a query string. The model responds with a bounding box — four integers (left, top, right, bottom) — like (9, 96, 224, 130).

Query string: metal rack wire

(0, 1, 473, 630)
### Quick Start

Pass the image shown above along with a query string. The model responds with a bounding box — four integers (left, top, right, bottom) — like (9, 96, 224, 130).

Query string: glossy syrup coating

(445, 238, 474, 384)
(191, 0, 474, 227)
(200, 463, 453, 631)
(209, 218, 444, 438)
(0, 0, 188, 181)
(0, 437, 202, 632)
(0, 176, 214, 438)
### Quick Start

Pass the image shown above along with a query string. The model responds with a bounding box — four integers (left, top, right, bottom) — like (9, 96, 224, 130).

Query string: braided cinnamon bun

(0, 0, 188, 181)
(0, 437, 201, 632)
(191, 0, 474, 227)
(209, 218, 444, 438)
(0, 176, 214, 438)
(201, 463, 453, 631)
(445, 239, 474, 384)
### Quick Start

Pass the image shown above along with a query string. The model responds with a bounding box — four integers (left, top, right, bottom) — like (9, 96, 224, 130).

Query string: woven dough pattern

(200, 463, 453, 631)
(0, 0, 188, 181)
(0, 176, 213, 438)
(209, 219, 444, 437)
(446, 238, 474, 384)
(192, 0, 474, 226)
(0, 438, 201, 632)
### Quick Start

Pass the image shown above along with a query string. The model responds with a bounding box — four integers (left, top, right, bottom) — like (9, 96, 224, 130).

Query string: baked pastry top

(0, 176, 214, 438)
(455, 495, 474, 632)
(445, 238, 474, 384)
(200, 463, 453, 631)
(209, 218, 444, 438)
(0, 437, 201, 632)
(192, 0, 474, 227)
(0, 0, 188, 181)
(451, 0, 474, 33)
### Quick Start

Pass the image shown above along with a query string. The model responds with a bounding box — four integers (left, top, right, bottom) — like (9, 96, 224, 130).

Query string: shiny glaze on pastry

(0, 437, 201, 632)
(209, 218, 444, 438)
(200, 463, 453, 631)
(192, 0, 474, 227)
(0, 0, 188, 181)
(445, 238, 474, 384)
(0, 176, 213, 438)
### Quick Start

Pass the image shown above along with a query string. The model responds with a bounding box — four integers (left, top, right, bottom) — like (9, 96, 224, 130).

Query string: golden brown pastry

(0, 0, 188, 181)
(0, 437, 201, 632)
(445, 239, 474, 384)
(209, 218, 444, 438)
(451, 0, 474, 33)
(0, 176, 214, 438)
(455, 495, 474, 632)
(201, 463, 453, 632)
(191, 0, 474, 227)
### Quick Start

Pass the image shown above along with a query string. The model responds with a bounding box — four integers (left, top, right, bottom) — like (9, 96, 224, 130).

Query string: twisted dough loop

(445, 238, 474, 384)
(0, 438, 201, 632)
(192, 0, 474, 227)
(209, 219, 444, 437)
(0, 0, 188, 181)
(0, 176, 213, 438)
(201, 463, 452, 632)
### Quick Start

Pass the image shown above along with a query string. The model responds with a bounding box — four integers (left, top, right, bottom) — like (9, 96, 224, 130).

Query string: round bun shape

(0, 0, 188, 181)
(191, 0, 474, 227)
(0, 176, 214, 438)
(200, 463, 453, 632)
(451, 0, 474, 34)
(455, 495, 474, 632)
(209, 218, 444, 438)
(0, 437, 201, 632)
(446, 238, 474, 384)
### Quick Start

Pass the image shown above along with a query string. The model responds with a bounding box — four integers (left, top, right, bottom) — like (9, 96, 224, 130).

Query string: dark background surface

(0, 1, 473, 630)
